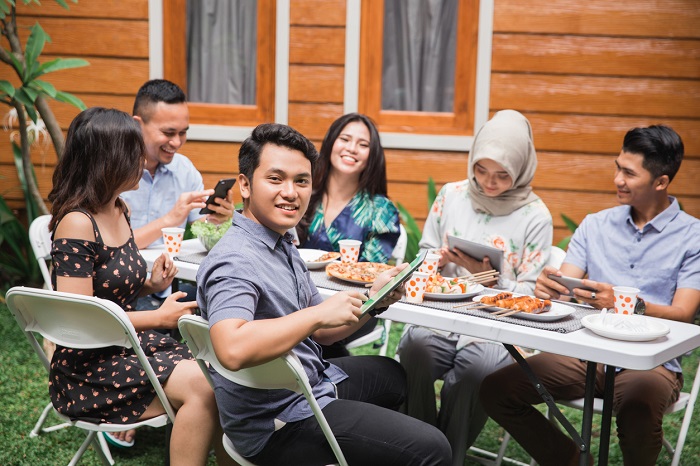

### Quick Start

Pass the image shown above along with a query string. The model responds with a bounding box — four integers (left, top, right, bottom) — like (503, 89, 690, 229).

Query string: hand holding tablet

(360, 250, 428, 316)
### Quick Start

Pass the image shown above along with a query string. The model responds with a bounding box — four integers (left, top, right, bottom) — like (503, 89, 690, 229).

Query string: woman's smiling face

(329, 121, 371, 180)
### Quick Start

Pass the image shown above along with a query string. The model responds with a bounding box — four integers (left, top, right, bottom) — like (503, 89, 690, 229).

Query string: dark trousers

(480, 353, 682, 466)
(319, 317, 379, 359)
(250, 355, 452, 466)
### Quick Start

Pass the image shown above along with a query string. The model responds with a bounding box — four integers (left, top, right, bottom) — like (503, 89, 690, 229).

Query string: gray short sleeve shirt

(197, 214, 347, 457)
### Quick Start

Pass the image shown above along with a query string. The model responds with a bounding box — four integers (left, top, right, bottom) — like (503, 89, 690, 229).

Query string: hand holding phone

(199, 178, 236, 215)
(547, 274, 596, 295)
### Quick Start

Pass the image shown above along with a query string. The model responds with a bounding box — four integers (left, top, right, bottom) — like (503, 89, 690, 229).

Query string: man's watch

(634, 298, 646, 315)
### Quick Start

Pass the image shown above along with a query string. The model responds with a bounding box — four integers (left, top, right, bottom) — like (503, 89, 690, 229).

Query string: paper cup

(613, 286, 639, 315)
(405, 272, 430, 304)
(162, 227, 185, 256)
(338, 239, 362, 263)
(418, 253, 441, 276)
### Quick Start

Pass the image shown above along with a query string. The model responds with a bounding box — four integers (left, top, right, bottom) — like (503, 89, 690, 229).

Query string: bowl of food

(190, 221, 232, 251)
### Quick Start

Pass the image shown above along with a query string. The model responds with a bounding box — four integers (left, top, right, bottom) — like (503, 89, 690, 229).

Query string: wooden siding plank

(15, 0, 148, 19)
(16, 17, 149, 58)
(287, 103, 345, 139)
(492, 35, 700, 79)
(289, 65, 345, 103)
(289, 26, 345, 65)
(491, 73, 700, 119)
(290, 0, 346, 26)
(3, 56, 148, 95)
(493, 0, 700, 39)
(523, 114, 700, 157)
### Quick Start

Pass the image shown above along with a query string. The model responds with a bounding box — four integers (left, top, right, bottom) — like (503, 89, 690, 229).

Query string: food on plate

(314, 251, 341, 262)
(326, 261, 393, 283)
(425, 274, 471, 294)
(190, 220, 232, 251)
(481, 293, 552, 314)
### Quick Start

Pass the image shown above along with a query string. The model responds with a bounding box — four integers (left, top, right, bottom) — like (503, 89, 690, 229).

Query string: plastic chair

(29, 214, 53, 289)
(6, 286, 176, 466)
(345, 224, 407, 356)
(177, 314, 347, 466)
(547, 245, 567, 269)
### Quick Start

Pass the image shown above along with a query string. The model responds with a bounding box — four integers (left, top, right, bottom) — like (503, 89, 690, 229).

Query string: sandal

(102, 431, 135, 448)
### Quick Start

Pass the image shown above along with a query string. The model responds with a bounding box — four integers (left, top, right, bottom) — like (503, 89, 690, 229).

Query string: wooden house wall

(3, 0, 699, 245)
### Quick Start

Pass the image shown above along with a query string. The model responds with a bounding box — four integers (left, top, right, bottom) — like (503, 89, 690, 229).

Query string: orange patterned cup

(418, 253, 441, 276)
(161, 227, 185, 256)
(405, 272, 430, 304)
(612, 286, 639, 315)
(338, 239, 362, 263)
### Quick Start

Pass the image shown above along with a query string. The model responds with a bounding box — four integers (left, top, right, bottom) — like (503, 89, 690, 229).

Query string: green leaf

(24, 23, 49, 80)
(31, 57, 89, 79)
(0, 80, 15, 98)
(55, 0, 70, 8)
(30, 79, 57, 98)
(11, 142, 39, 222)
(54, 90, 86, 110)
(560, 214, 579, 233)
(427, 177, 437, 209)
(556, 236, 572, 251)
(397, 202, 422, 262)
(8, 51, 24, 74)
(15, 88, 38, 122)
(0, 1, 11, 17)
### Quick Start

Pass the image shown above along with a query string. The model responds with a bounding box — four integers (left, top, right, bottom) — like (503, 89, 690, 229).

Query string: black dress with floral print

(49, 209, 191, 424)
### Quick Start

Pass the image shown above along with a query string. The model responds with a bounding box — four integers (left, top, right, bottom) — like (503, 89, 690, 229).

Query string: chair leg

(94, 433, 115, 466)
(164, 422, 172, 466)
(494, 431, 511, 466)
(68, 431, 98, 466)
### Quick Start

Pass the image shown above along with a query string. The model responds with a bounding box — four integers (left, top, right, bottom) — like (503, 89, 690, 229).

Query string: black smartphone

(199, 178, 236, 214)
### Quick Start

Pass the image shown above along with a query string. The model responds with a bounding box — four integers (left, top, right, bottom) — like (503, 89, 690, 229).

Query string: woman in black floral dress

(47, 107, 221, 466)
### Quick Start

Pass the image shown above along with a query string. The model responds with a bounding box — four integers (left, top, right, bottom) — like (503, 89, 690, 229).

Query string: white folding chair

(27, 216, 116, 461)
(178, 314, 348, 466)
(6, 286, 176, 466)
(345, 225, 407, 356)
(29, 214, 53, 289)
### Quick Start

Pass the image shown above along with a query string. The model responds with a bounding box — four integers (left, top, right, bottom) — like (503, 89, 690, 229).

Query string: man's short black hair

(132, 79, 187, 121)
(238, 123, 319, 179)
(622, 125, 684, 182)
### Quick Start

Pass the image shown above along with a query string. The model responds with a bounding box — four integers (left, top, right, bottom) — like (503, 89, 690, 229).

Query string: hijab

(468, 109, 540, 216)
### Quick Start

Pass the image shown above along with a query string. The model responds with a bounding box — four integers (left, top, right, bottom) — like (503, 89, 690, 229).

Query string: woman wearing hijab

(397, 110, 553, 465)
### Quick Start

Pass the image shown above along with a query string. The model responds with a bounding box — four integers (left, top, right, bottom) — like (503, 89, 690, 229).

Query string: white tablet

(446, 235, 503, 273)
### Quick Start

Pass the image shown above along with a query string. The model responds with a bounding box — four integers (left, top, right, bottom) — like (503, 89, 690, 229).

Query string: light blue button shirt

(565, 197, 700, 373)
(120, 153, 204, 246)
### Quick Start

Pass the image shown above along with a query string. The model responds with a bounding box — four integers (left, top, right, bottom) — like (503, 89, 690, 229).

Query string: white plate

(581, 314, 670, 341)
(473, 294, 575, 322)
(298, 249, 340, 270)
(424, 283, 485, 301)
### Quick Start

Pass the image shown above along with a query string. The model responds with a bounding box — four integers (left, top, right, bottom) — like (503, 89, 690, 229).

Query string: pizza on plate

(326, 261, 393, 283)
(314, 251, 341, 262)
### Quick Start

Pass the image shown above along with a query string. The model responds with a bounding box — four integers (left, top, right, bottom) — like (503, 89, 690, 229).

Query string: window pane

(186, 0, 257, 105)
(381, 0, 458, 112)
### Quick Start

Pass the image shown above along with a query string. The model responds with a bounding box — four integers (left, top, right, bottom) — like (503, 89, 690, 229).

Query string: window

(358, 0, 480, 136)
(162, 0, 276, 126)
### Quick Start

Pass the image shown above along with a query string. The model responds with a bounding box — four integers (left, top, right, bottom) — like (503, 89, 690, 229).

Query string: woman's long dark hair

(48, 107, 146, 231)
(296, 113, 387, 243)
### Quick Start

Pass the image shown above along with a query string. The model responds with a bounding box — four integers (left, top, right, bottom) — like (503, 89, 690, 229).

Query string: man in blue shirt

(197, 123, 451, 465)
(121, 79, 234, 249)
(481, 125, 700, 466)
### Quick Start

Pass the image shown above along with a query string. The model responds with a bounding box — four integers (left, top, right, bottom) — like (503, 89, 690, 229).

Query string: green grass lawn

(2, 303, 699, 465)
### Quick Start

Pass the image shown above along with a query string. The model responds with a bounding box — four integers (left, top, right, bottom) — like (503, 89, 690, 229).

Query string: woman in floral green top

(297, 113, 400, 264)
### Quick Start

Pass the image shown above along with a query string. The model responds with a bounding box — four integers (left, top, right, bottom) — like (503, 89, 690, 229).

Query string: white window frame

(344, 0, 494, 152)
(147, 0, 290, 142)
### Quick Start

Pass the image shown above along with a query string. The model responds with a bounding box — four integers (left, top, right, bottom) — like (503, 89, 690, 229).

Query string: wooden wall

(4, 0, 699, 244)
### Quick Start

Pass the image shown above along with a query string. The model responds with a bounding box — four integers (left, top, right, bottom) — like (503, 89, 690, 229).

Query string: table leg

(580, 361, 597, 466)
(598, 365, 616, 465)
(502, 344, 586, 455)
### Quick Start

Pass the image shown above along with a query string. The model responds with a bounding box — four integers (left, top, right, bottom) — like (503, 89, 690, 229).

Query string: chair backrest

(29, 215, 53, 289)
(548, 245, 567, 269)
(178, 315, 349, 466)
(6, 286, 177, 421)
(391, 224, 408, 264)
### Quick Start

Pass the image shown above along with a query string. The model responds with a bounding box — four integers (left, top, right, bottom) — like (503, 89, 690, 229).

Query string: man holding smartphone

(481, 125, 700, 466)
(121, 79, 234, 250)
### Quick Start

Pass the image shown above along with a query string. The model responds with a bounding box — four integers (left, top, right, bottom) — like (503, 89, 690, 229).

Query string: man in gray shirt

(197, 123, 451, 465)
